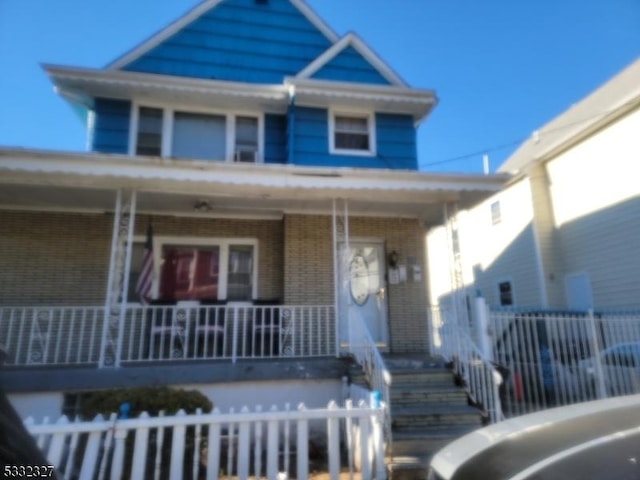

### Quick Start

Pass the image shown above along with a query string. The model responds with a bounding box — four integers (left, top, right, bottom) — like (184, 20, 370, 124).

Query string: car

(492, 311, 593, 408)
(578, 342, 640, 397)
(427, 394, 640, 480)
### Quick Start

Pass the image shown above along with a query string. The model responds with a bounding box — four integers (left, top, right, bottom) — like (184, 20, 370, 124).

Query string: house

(427, 57, 640, 312)
(0, 0, 506, 424)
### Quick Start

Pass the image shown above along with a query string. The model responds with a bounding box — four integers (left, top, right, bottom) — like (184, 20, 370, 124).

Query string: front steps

(385, 356, 485, 480)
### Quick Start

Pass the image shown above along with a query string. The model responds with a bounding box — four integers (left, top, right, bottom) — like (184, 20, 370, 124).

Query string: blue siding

(264, 114, 287, 164)
(311, 46, 391, 85)
(291, 107, 417, 169)
(123, 0, 332, 83)
(91, 98, 130, 154)
(376, 113, 417, 170)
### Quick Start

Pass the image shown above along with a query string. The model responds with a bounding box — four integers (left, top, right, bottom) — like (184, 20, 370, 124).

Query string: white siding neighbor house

(427, 57, 640, 311)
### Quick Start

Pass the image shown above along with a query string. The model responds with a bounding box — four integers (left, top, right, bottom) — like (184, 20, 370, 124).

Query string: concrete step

(390, 369, 455, 386)
(391, 384, 468, 406)
(384, 356, 477, 479)
(392, 404, 484, 432)
(384, 355, 446, 371)
(392, 425, 478, 456)
(387, 456, 431, 480)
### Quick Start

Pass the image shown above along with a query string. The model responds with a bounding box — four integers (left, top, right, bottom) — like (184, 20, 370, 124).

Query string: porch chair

(195, 299, 227, 358)
(251, 299, 282, 357)
(147, 299, 185, 359)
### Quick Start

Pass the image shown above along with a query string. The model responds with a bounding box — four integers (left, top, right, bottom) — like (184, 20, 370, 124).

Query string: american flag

(136, 224, 154, 304)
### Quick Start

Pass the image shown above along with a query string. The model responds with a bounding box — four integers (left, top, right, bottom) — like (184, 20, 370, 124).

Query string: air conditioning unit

(234, 147, 258, 163)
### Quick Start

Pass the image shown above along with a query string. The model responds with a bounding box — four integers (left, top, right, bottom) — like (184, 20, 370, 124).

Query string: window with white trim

(135, 107, 163, 156)
(234, 116, 259, 162)
(156, 241, 256, 302)
(329, 112, 375, 155)
(132, 105, 261, 162)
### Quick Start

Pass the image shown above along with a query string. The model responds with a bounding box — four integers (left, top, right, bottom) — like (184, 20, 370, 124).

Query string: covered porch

(0, 148, 506, 370)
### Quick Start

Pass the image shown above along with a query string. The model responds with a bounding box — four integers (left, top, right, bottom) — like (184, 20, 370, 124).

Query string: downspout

(287, 85, 295, 164)
(332, 200, 339, 357)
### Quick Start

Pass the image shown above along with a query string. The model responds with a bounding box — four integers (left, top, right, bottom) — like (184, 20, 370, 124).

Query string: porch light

(388, 250, 399, 268)
(193, 200, 213, 212)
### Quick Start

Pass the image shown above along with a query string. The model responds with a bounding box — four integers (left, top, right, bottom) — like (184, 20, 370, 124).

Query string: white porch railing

(26, 401, 386, 480)
(0, 306, 105, 366)
(0, 305, 336, 368)
(490, 308, 640, 416)
(430, 306, 504, 423)
(347, 310, 392, 448)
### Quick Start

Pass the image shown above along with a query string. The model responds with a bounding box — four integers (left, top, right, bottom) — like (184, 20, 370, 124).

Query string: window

(498, 281, 513, 306)
(160, 245, 220, 300)
(132, 105, 261, 162)
(136, 238, 257, 302)
(330, 112, 375, 155)
(135, 107, 163, 156)
(172, 112, 226, 160)
(491, 200, 502, 225)
(227, 245, 254, 300)
(235, 116, 259, 162)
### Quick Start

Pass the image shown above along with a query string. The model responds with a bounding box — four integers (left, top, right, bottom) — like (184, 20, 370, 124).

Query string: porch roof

(0, 147, 508, 225)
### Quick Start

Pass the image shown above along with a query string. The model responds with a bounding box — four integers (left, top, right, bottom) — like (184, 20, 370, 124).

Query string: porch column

(99, 189, 137, 367)
(332, 199, 350, 356)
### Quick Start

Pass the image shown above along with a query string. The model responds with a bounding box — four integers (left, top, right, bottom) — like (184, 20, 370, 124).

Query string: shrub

(77, 387, 213, 479)
(79, 386, 213, 419)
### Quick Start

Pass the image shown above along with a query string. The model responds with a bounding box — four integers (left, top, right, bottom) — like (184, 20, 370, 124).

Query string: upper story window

(172, 112, 227, 160)
(234, 116, 259, 162)
(329, 111, 376, 156)
(132, 105, 262, 162)
(136, 107, 163, 156)
(491, 200, 502, 225)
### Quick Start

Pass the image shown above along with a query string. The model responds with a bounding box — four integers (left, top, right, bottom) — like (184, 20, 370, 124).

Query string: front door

(339, 241, 389, 350)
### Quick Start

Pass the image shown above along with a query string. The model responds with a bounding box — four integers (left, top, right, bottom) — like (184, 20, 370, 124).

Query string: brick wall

(0, 210, 284, 305)
(1, 209, 427, 352)
(284, 214, 429, 353)
(0, 211, 112, 305)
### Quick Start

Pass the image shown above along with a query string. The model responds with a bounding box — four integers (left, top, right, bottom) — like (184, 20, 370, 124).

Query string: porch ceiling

(0, 147, 509, 225)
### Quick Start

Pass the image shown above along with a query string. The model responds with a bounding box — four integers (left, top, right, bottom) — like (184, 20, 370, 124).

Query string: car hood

(430, 394, 640, 480)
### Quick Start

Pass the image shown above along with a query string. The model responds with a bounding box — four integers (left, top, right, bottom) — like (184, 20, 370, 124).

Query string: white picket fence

(26, 401, 386, 480)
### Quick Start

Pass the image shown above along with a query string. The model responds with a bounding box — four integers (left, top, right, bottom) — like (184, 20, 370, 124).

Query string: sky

(0, 0, 638, 174)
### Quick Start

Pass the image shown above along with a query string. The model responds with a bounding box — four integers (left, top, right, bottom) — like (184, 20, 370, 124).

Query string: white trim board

(296, 32, 407, 87)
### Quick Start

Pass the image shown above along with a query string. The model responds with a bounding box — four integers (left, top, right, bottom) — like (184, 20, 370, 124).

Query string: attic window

(329, 111, 376, 156)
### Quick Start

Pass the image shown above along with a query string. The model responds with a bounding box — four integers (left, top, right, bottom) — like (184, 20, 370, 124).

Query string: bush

(77, 387, 213, 479)
(79, 386, 213, 419)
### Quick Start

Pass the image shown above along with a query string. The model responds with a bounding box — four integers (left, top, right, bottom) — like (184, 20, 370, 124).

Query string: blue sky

(0, 0, 638, 173)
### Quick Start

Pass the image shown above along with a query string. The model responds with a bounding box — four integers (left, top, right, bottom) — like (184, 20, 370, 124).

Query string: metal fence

(430, 305, 503, 423)
(26, 401, 385, 480)
(0, 305, 336, 368)
(490, 309, 640, 416)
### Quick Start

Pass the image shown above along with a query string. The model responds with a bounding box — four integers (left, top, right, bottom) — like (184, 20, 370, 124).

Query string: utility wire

(421, 103, 629, 168)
